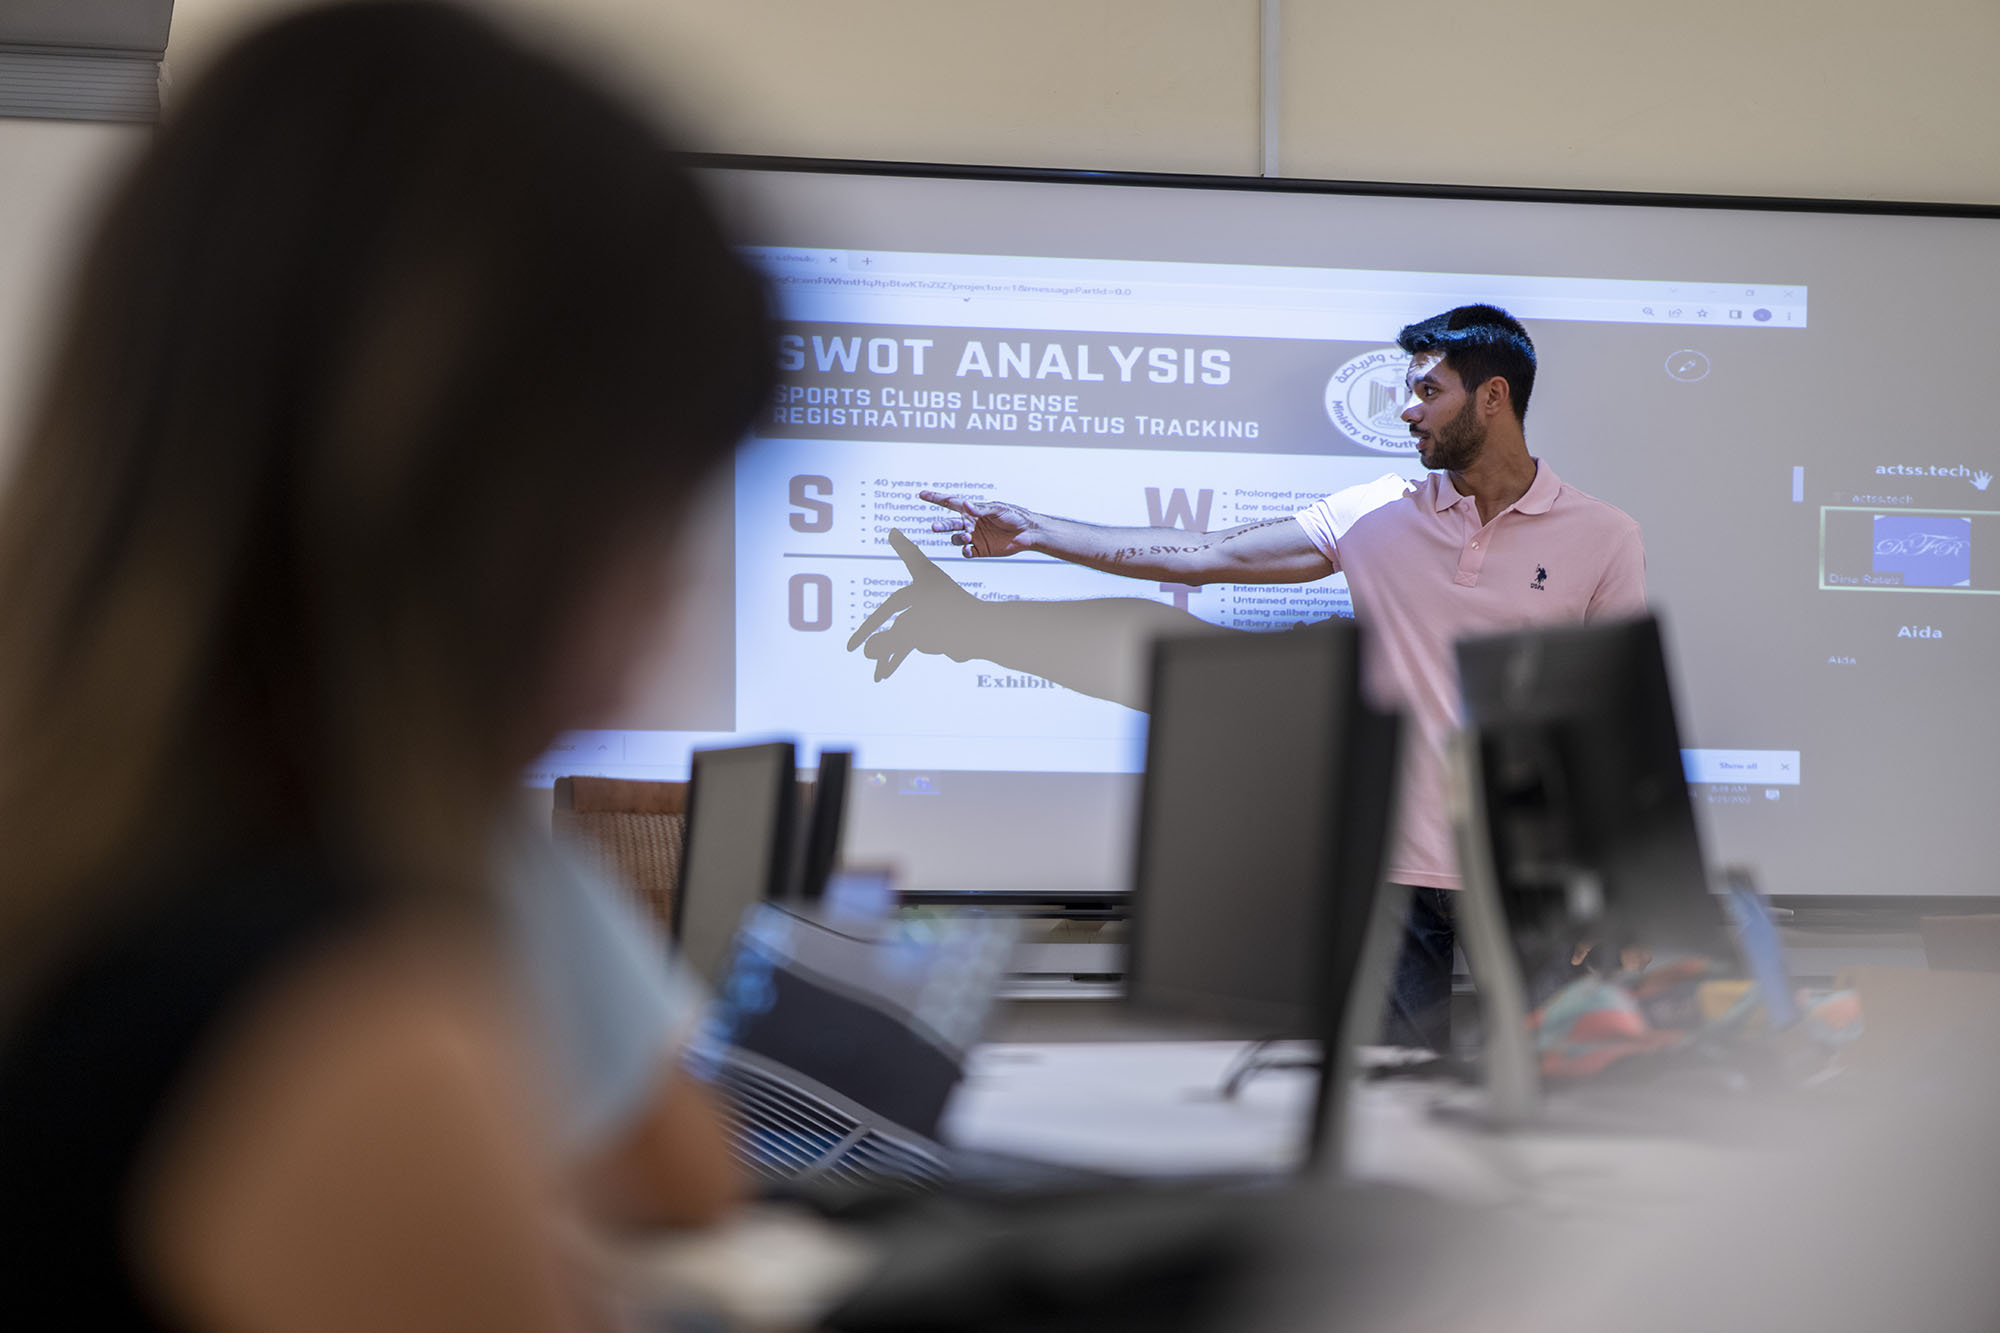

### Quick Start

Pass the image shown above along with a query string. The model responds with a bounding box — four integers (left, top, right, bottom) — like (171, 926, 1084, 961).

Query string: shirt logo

(1530, 564, 1549, 591)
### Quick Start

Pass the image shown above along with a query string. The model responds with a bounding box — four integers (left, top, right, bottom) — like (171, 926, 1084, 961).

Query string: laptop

(696, 900, 1020, 1191)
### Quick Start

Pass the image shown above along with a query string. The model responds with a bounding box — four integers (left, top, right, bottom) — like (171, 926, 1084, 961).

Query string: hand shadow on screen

(845, 529, 1230, 710)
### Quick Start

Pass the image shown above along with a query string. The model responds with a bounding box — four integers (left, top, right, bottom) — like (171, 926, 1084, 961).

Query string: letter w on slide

(1145, 487, 1213, 530)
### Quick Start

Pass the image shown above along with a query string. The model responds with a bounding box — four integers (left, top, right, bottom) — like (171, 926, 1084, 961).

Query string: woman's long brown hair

(0, 2, 772, 1005)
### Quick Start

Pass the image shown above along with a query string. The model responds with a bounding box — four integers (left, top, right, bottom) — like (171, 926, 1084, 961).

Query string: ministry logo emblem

(1324, 348, 1418, 454)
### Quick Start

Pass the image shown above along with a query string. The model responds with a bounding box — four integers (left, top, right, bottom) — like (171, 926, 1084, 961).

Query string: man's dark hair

(1397, 304, 1536, 423)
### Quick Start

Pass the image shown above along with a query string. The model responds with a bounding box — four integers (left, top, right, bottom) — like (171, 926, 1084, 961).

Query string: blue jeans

(1381, 885, 1456, 1052)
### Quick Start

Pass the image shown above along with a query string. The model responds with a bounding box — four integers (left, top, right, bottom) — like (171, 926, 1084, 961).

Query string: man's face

(1401, 352, 1485, 472)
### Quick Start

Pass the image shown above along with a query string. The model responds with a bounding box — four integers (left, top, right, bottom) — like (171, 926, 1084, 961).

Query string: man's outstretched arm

(921, 489, 1335, 586)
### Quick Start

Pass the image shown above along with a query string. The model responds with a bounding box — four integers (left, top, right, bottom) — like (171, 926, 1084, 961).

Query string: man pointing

(923, 305, 1647, 1050)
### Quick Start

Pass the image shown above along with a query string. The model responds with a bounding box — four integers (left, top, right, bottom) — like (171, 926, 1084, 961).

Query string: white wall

(163, 0, 1266, 174)
(158, 0, 2000, 200)
(1279, 0, 2000, 202)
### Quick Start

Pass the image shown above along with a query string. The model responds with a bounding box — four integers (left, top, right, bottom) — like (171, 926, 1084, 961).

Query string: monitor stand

(1215, 861, 1411, 1177)
(1217, 1038, 1321, 1098)
(1434, 734, 1744, 1141)
(1439, 730, 1544, 1128)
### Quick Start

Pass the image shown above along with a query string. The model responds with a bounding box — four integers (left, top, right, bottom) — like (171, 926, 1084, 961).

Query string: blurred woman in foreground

(0, 3, 770, 1328)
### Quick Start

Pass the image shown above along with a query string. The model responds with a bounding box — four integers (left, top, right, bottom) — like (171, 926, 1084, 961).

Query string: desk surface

(945, 1040, 1320, 1176)
(947, 1040, 1740, 1215)
(621, 1038, 1999, 1333)
(947, 1040, 1928, 1333)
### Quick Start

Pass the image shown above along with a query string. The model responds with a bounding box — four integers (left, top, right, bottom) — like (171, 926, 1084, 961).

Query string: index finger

(886, 526, 939, 566)
(884, 527, 953, 585)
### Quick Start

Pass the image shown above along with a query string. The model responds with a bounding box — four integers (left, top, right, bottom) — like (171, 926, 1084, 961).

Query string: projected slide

(541, 245, 1812, 824)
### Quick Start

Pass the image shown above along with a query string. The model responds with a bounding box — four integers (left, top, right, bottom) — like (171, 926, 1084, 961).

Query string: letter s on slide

(778, 334, 805, 373)
(789, 474, 833, 533)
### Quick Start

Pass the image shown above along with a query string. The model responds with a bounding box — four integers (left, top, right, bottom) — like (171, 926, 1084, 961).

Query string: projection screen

(530, 160, 2000, 902)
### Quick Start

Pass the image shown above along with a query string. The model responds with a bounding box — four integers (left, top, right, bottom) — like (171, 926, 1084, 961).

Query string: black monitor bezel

(795, 749, 852, 902)
(674, 740, 800, 952)
(1455, 613, 1726, 965)
(1122, 626, 1392, 1000)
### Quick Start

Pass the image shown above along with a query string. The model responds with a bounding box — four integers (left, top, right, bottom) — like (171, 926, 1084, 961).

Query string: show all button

(1681, 748, 1801, 786)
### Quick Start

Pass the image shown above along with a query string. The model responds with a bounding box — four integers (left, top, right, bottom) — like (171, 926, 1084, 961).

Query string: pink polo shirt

(1293, 460, 1646, 889)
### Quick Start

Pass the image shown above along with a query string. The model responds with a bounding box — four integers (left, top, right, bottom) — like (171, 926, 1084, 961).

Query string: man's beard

(1416, 395, 1485, 472)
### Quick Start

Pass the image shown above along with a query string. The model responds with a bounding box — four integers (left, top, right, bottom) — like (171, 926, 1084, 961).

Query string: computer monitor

(1452, 614, 1722, 1119)
(1122, 620, 1401, 1047)
(675, 741, 798, 987)
(794, 749, 851, 903)
(1457, 614, 1721, 962)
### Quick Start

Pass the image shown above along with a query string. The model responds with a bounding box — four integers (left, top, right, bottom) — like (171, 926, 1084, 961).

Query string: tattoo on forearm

(1110, 542, 1208, 565)
(1098, 518, 1285, 570)
(1217, 519, 1288, 544)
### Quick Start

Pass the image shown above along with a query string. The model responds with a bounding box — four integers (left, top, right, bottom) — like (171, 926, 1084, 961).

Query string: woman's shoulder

(0, 859, 379, 1328)
(0, 860, 564, 1333)
(135, 912, 570, 1333)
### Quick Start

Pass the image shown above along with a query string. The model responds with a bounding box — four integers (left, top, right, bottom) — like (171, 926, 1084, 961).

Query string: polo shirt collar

(1429, 473, 1473, 513)
(1430, 458, 1561, 516)
(1515, 459, 1561, 515)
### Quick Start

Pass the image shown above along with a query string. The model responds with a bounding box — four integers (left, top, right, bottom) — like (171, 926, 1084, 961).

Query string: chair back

(551, 776, 688, 929)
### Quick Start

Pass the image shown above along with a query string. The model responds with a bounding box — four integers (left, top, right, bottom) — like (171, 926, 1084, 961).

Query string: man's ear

(1481, 376, 1512, 420)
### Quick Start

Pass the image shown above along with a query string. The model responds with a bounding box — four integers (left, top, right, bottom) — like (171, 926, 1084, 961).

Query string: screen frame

(693, 152, 2000, 222)
(673, 739, 799, 977)
(795, 748, 851, 903)
(1455, 614, 1729, 965)
(692, 152, 2000, 916)
(1121, 621, 1356, 1034)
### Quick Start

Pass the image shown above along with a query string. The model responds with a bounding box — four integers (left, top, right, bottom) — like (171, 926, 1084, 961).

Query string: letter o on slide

(789, 573, 833, 632)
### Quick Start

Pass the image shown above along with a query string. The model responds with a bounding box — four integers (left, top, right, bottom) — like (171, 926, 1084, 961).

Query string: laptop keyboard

(717, 1053, 952, 1190)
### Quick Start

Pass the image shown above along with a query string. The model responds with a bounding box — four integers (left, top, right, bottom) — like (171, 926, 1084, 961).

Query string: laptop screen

(701, 903, 1018, 1186)
(1721, 870, 1800, 1029)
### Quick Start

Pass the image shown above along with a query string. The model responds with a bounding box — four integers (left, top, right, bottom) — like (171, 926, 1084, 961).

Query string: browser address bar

(754, 247, 1808, 326)
(769, 272, 1135, 300)
(767, 270, 1793, 325)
